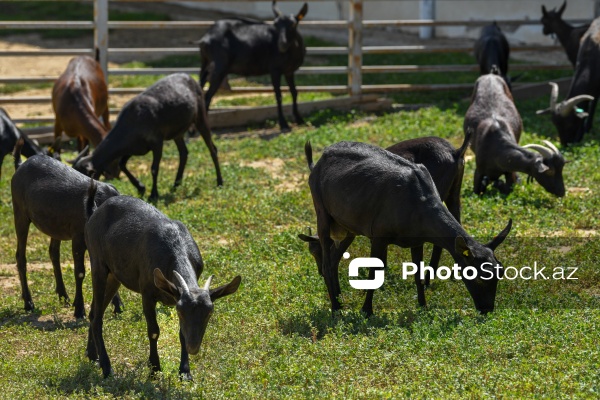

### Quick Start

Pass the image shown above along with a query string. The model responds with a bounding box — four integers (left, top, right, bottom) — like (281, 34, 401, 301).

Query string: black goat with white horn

(84, 179, 241, 379)
(465, 74, 567, 197)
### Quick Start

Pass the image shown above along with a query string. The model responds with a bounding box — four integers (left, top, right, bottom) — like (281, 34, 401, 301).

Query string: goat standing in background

(196, 1, 308, 131)
(299, 132, 471, 304)
(537, 17, 600, 145)
(465, 73, 566, 197)
(84, 179, 241, 379)
(52, 56, 113, 161)
(474, 22, 512, 89)
(11, 143, 122, 318)
(541, 1, 590, 67)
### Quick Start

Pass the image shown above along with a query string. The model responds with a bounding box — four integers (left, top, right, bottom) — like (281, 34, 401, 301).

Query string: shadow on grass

(0, 307, 87, 331)
(278, 307, 421, 341)
(43, 360, 195, 399)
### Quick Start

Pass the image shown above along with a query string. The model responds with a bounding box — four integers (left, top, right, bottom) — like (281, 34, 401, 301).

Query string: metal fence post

(348, 0, 363, 97)
(94, 0, 109, 82)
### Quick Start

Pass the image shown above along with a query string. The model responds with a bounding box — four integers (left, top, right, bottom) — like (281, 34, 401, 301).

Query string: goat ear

(487, 219, 513, 251)
(455, 236, 474, 261)
(536, 160, 550, 174)
(153, 268, 180, 301)
(209, 275, 241, 301)
(296, 3, 308, 21)
(558, 0, 566, 16)
(541, 5, 547, 16)
(298, 233, 319, 242)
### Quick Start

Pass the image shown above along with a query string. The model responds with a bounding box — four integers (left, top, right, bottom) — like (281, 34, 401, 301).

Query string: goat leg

(270, 71, 290, 131)
(285, 72, 304, 125)
(120, 155, 146, 196)
(173, 137, 188, 189)
(142, 296, 162, 377)
(196, 110, 223, 186)
(72, 237, 87, 318)
(361, 239, 387, 318)
(149, 144, 163, 201)
(49, 238, 70, 307)
(412, 246, 427, 307)
(15, 218, 34, 312)
(426, 245, 443, 288)
(178, 329, 193, 381)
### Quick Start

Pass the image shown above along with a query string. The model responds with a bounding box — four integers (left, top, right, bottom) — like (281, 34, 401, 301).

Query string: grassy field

(0, 92, 599, 398)
(1, 3, 599, 398)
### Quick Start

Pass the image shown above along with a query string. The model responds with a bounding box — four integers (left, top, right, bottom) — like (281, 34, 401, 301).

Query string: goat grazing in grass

(537, 17, 600, 145)
(305, 140, 512, 317)
(84, 179, 241, 379)
(299, 132, 471, 304)
(541, 1, 590, 67)
(1, 108, 46, 179)
(464, 74, 566, 197)
(196, 1, 308, 131)
(11, 143, 122, 318)
(72, 73, 222, 201)
(52, 56, 112, 158)
(465, 73, 567, 196)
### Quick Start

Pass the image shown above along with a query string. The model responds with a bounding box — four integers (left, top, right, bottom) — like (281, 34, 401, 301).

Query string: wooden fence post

(94, 0, 109, 82)
(348, 0, 363, 97)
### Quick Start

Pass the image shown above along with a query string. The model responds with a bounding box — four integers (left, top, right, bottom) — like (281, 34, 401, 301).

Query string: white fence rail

(0, 0, 582, 128)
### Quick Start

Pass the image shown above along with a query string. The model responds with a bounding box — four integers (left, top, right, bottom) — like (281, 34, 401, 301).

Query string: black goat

(1, 108, 46, 178)
(306, 140, 512, 317)
(299, 132, 471, 304)
(11, 149, 122, 318)
(474, 22, 511, 88)
(196, 1, 308, 131)
(537, 17, 600, 145)
(84, 180, 241, 379)
(72, 73, 222, 200)
(465, 73, 566, 197)
(541, 1, 590, 67)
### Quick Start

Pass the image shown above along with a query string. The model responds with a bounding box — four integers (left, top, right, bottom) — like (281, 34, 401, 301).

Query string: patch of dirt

(0, 262, 55, 293)
(240, 157, 305, 192)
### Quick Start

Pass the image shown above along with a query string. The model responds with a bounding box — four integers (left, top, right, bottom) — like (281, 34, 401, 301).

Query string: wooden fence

(0, 0, 585, 132)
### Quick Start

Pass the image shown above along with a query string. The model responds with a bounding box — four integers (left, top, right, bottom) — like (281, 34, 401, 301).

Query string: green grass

(0, 92, 600, 397)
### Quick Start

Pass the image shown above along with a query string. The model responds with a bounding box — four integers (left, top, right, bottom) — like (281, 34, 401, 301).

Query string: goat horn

(542, 140, 560, 155)
(558, 95, 594, 117)
(173, 271, 190, 295)
(549, 82, 559, 110)
(523, 144, 553, 159)
(203, 275, 214, 291)
(272, 1, 283, 17)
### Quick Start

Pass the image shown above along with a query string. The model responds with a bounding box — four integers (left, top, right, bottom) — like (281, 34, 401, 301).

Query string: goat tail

(304, 140, 314, 171)
(457, 128, 473, 159)
(13, 138, 24, 171)
(85, 177, 98, 221)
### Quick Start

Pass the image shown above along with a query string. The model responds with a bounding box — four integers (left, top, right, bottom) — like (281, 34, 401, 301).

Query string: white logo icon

(348, 257, 385, 290)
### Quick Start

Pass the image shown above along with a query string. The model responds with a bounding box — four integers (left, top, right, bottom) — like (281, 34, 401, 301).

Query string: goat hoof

(137, 186, 146, 196)
(24, 301, 35, 312)
(217, 178, 224, 186)
(179, 372, 193, 381)
(102, 368, 114, 379)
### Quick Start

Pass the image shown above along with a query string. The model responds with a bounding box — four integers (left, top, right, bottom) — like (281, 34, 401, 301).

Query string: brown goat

(52, 56, 110, 156)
